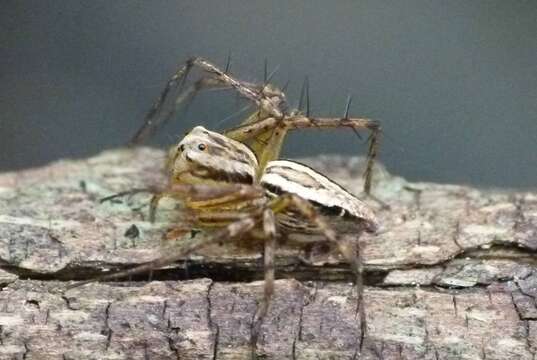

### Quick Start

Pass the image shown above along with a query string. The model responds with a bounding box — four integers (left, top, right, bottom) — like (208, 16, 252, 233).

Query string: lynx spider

(71, 58, 381, 354)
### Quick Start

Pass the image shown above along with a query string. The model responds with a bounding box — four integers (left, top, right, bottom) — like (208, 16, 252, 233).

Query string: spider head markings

(168, 126, 258, 185)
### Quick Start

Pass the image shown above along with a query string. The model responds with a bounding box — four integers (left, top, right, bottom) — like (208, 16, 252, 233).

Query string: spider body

(159, 126, 377, 236)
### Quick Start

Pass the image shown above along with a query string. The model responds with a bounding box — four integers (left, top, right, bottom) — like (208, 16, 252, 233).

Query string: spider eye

(178, 144, 185, 152)
(198, 143, 207, 151)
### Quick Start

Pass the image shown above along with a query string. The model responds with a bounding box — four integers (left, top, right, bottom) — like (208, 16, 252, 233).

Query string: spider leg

(159, 78, 230, 130)
(130, 60, 195, 145)
(223, 114, 381, 193)
(268, 193, 368, 347)
(364, 128, 380, 194)
(251, 208, 277, 353)
(66, 183, 269, 291)
(163, 226, 192, 242)
(189, 58, 263, 106)
(223, 116, 285, 173)
(284, 115, 381, 194)
(65, 213, 259, 290)
(99, 188, 155, 204)
(224, 113, 287, 174)
(131, 57, 281, 145)
(131, 76, 230, 145)
(149, 183, 265, 222)
(190, 58, 286, 119)
(149, 192, 165, 222)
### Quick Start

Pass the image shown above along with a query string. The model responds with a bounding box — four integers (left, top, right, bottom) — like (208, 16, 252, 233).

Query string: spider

(129, 57, 381, 194)
(71, 126, 378, 354)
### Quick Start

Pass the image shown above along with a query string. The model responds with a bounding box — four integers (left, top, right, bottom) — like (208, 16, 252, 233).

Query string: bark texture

(0, 148, 536, 359)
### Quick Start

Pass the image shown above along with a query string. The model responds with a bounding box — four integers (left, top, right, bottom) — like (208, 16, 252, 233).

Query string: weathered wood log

(0, 148, 535, 359)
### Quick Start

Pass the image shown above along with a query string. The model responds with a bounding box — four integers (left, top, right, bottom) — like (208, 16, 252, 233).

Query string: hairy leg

(268, 193, 368, 347)
(130, 60, 195, 144)
(99, 188, 156, 204)
(65, 212, 259, 290)
(250, 208, 277, 354)
(130, 57, 280, 145)
(149, 183, 265, 222)
(225, 114, 381, 193)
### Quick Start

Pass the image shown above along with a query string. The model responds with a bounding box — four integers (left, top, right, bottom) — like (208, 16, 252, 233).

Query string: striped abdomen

(260, 160, 378, 236)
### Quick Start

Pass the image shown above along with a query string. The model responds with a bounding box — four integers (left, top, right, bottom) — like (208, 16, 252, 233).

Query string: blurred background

(1, 1, 536, 188)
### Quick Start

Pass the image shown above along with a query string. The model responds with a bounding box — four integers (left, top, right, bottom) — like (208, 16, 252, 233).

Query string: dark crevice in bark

(162, 299, 168, 320)
(0, 260, 390, 284)
(22, 341, 30, 360)
(2, 242, 535, 291)
(452, 220, 464, 252)
(512, 271, 537, 321)
(511, 291, 525, 319)
(452, 295, 458, 317)
(103, 302, 112, 351)
(166, 335, 180, 360)
(523, 320, 535, 359)
(60, 294, 77, 311)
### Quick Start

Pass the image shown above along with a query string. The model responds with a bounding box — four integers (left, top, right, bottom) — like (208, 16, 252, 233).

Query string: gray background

(1, 1, 536, 188)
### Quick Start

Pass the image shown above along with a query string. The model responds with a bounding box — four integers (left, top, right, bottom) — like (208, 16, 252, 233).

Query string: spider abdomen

(260, 160, 378, 235)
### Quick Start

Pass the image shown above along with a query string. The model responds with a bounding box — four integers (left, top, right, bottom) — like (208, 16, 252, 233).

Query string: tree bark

(0, 148, 535, 359)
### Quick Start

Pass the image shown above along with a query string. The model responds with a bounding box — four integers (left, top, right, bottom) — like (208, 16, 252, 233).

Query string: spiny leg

(131, 57, 282, 145)
(251, 208, 277, 354)
(130, 60, 195, 145)
(149, 192, 166, 222)
(364, 127, 381, 194)
(268, 193, 368, 347)
(226, 88, 380, 192)
(188, 58, 286, 119)
(283, 115, 381, 194)
(224, 115, 287, 177)
(66, 182, 268, 290)
(65, 211, 260, 290)
(149, 183, 265, 222)
(135, 76, 241, 145)
(99, 188, 156, 204)
(224, 115, 381, 193)
(338, 236, 367, 351)
(187, 58, 264, 107)
(224, 115, 288, 180)
(157, 78, 232, 133)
